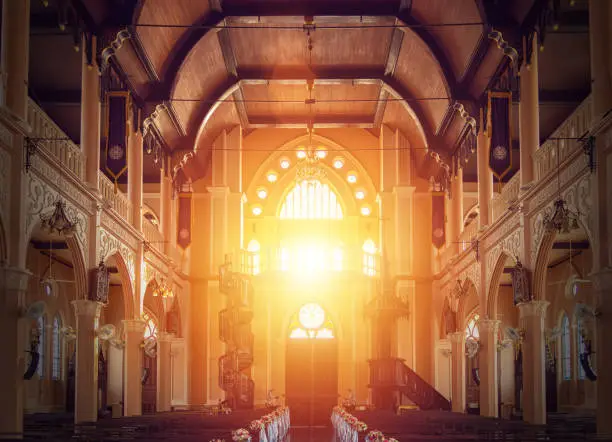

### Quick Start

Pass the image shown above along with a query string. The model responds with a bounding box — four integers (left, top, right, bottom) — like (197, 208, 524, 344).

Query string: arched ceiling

(125, 0, 501, 172)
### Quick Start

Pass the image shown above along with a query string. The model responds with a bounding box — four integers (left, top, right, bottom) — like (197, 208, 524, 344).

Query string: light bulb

(347, 173, 357, 184)
(355, 190, 365, 200)
(333, 158, 344, 169)
(252, 206, 262, 216)
(267, 172, 278, 183)
(316, 149, 327, 159)
(296, 150, 307, 159)
(360, 206, 371, 216)
(257, 189, 267, 199)
(280, 158, 290, 169)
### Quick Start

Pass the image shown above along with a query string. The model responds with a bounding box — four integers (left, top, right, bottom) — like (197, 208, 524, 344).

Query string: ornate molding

(485, 227, 521, 289)
(26, 174, 89, 267)
(530, 174, 592, 265)
(517, 300, 550, 319)
(101, 29, 131, 70)
(99, 227, 136, 288)
(0, 122, 13, 149)
(100, 210, 139, 251)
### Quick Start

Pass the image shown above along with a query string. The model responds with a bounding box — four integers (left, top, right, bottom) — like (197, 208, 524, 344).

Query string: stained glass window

(52, 315, 62, 380)
(576, 316, 585, 380)
(465, 313, 480, 340)
(362, 240, 377, 276)
(289, 303, 335, 339)
(142, 310, 158, 340)
(279, 180, 343, 219)
(247, 240, 261, 275)
(561, 315, 571, 380)
(36, 316, 45, 378)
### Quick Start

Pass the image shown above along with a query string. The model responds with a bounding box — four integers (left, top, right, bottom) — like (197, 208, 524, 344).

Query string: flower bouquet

(232, 428, 250, 441)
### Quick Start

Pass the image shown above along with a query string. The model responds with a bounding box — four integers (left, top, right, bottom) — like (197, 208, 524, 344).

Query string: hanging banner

(487, 91, 513, 182)
(177, 191, 192, 249)
(104, 91, 130, 186)
(432, 192, 446, 249)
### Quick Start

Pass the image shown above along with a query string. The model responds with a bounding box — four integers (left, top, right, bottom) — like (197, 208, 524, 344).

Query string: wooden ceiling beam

(373, 88, 389, 130)
(248, 115, 374, 129)
(232, 86, 250, 128)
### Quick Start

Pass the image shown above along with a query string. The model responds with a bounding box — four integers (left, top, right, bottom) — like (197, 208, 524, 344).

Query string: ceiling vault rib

(127, 27, 161, 83)
(373, 88, 389, 130)
(233, 85, 250, 128)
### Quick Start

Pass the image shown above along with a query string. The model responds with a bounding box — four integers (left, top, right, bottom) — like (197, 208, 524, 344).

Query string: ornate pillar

(448, 331, 466, 413)
(518, 300, 549, 424)
(128, 129, 143, 232)
(477, 120, 492, 227)
(156, 331, 174, 412)
(518, 34, 539, 189)
(123, 319, 146, 416)
(0, 266, 29, 439)
(593, 269, 612, 436)
(1, 0, 30, 119)
(478, 319, 500, 417)
(72, 300, 103, 424)
(81, 36, 102, 190)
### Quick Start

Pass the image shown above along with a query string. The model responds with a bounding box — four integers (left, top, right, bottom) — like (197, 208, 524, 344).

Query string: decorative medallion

(493, 145, 508, 161)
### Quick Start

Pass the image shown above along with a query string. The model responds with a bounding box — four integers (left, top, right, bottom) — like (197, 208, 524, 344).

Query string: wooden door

(142, 353, 157, 414)
(286, 339, 338, 426)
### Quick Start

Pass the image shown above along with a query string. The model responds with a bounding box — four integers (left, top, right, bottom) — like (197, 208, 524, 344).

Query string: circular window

(298, 303, 326, 330)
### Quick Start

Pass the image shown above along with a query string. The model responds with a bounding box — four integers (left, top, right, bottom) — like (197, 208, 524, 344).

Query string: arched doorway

(141, 308, 159, 414)
(286, 303, 338, 426)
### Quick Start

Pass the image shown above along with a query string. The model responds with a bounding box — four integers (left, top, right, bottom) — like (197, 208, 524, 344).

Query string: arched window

(142, 310, 158, 340)
(362, 240, 377, 276)
(561, 314, 571, 380)
(52, 315, 62, 380)
(289, 303, 335, 339)
(576, 316, 585, 380)
(279, 180, 343, 219)
(465, 313, 480, 341)
(247, 240, 261, 275)
(36, 316, 45, 378)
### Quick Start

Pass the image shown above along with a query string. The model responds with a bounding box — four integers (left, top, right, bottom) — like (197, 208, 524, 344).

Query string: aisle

(285, 425, 335, 442)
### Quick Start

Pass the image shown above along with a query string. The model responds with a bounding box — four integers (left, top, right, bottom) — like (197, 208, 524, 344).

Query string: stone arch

(105, 252, 135, 320)
(457, 278, 479, 328)
(143, 279, 166, 332)
(440, 296, 457, 339)
(487, 252, 517, 319)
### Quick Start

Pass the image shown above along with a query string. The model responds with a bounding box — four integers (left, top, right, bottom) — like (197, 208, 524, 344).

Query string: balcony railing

(491, 172, 520, 223)
(98, 171, 132, 223)
(458, 214, 480, 252)
(534, 94, 593, 181)
(143, 217, 164, 252)
(237, 246, 380, 276)
(27, 98, 85, 179)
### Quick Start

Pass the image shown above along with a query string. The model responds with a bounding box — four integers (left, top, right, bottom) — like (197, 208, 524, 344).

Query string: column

(518, 34, 539, 189)
(2, 0, 30, 119)
(128, 130, 143, 232)
(0, 266, 29, 439)
(478, 319, 500, 417)
(448, 331, 466, 413)
(160, 164, 172, 255)
(518, 300, 549, 424)
(593, 270, 612, 436)
(123, 319, 146, 416)
(72, 300, 103, 424)
(81, 36, 102, 190)
(156, 331, 174, 412)
(477, 120, 492, 228)
(449, 169, 464, 254)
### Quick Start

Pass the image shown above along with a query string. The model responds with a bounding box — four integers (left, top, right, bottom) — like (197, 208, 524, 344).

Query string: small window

(576, 317, 585, 380)
(36, 316, 45, 378)
(561, 315, 571, 380)
(246, 240, 261, 275)
(52, 315, 62, 380)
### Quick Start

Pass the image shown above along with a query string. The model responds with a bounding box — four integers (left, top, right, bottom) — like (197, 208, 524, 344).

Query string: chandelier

(543, 198, 579, 233)
(296, 146, 327, 182)
(40, 200, 78, 236)
(153, 279, 173, 298)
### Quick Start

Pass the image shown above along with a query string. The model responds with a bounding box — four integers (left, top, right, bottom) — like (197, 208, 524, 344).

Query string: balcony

(27, 98, 84, 179)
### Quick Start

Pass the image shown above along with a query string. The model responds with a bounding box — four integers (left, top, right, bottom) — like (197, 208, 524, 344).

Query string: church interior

(0, 0, 611, 440)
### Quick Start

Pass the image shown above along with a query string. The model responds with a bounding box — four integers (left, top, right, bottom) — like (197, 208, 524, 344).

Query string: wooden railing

(98, 171, 132, 223)
(143, 216, 164, 252)
(534, 94, 593, 181)
(27, 98, 84, 179)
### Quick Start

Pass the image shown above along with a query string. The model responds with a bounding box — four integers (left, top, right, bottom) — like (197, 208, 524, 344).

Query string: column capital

(0, 266, 31, 291)
(477, 319, 501, 334)
(157, 331, 175, 342)
(123, 319, 146, 334)
(71, 299, 103, 317)
(447, 331, 465, 344)
(518, 300, 549, 318)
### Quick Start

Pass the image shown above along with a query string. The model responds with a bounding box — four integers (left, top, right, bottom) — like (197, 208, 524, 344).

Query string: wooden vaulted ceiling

(109, 0, 499, 179)
(26, 0, 592, 183)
